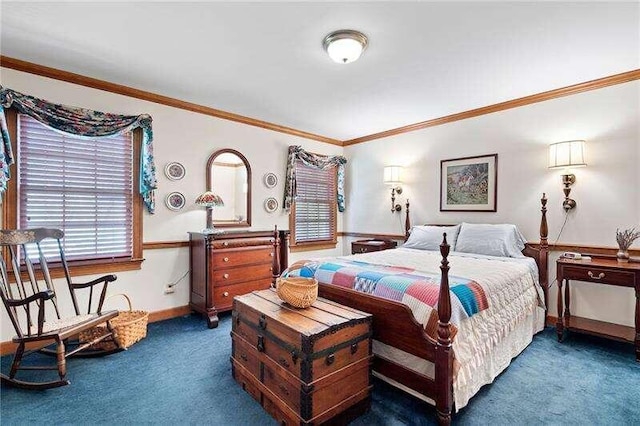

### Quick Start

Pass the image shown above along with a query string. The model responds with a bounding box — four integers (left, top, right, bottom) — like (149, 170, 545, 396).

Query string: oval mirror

(206, 148, 251, 227)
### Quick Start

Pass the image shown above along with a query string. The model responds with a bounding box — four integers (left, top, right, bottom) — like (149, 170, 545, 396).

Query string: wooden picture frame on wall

(440, 153, 498, 212)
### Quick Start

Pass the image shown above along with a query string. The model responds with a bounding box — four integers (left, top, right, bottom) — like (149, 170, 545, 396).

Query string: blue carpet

(1, 313, 638, 425)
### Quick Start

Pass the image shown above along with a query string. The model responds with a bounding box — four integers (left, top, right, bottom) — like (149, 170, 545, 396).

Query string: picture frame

(165, 192, 186, 211)
(264, 197, 278, 213)
(164, 162, 186, 181)
(440, 154, 498, 212)
(263, 172, 278, 188)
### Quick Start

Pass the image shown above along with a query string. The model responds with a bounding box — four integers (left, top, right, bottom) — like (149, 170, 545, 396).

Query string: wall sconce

(383, 166, 403, 213)
(548, 140, 587, 211)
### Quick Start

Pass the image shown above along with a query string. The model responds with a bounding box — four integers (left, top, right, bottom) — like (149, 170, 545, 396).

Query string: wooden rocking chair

(0, 228, 121, 389)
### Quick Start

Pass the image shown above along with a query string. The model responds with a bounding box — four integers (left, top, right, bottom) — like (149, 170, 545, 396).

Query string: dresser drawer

(562, 266, 635, 287)
(213, 263, 274, 285)
(214, 279, 273, 310)
(210, 238, 274, 250)
(211, 247, 274, 268)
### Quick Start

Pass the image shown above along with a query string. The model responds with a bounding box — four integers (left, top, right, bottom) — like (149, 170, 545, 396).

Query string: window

(290, 160, 337, 250)
(2, 109, 143, 276)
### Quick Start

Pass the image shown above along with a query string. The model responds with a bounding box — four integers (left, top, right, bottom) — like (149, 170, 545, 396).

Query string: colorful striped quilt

(284, 258, 489, 337)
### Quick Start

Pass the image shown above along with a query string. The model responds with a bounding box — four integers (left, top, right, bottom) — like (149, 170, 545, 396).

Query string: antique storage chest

(231, 289, 372, 425)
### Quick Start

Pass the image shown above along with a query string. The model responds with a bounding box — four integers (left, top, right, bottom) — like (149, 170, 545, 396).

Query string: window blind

(18, 114, 134, 261)
(293, 161, 337, 244)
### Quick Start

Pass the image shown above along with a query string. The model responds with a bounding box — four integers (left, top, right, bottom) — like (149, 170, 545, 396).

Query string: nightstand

(351, 239, 398, 254)
(556, 256, 639, 361)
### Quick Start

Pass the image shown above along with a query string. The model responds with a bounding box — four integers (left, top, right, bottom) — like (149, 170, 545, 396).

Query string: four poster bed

(282, 195, 549, 425)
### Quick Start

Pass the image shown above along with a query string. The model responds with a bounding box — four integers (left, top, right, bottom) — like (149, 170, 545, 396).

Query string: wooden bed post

(436, 233, 453, 425)
(272, 225, 281, 285)
(539, 194, 549, 310)
(405, 200, 411, 241)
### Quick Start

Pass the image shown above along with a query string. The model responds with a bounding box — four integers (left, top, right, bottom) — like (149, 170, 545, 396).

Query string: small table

(556, 256, 639, 361)
(351, 239, 398, 254)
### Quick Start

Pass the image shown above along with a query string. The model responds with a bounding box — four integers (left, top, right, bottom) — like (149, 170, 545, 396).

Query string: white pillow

(403, 225, 461, 251)
(455, 223, 527, 258)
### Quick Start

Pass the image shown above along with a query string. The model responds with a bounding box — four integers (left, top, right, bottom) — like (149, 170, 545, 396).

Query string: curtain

(0, 87, 157, 213)
(283, 145, 347, 212)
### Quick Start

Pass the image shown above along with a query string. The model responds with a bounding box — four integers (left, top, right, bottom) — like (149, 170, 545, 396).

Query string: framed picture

(440, 154, 498, 212)
(165, 192, 186, 211)
(164, 162, 186, 180)
(263, 172, 278, 188)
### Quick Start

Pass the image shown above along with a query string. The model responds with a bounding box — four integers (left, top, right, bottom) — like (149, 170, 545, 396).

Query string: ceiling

(1, 2, 638, 141)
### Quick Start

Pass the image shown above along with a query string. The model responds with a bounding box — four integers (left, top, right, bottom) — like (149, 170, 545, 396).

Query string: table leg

(635, 285, 639, 362)
(564, 280, 571, 319)
(557, 278, 564, 341)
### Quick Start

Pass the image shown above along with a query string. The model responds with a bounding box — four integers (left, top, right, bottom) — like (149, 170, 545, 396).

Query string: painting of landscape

(440, 154, 497, 211)
(446, 162, 489, 205)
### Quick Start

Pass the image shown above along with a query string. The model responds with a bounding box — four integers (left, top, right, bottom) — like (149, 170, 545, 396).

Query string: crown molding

(3, 56, 638, 148)
(343, 69, 640, 146)
(0, 56, 342, 146)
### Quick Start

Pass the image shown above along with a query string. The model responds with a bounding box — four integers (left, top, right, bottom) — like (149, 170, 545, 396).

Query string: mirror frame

(206, 148, 251, 228)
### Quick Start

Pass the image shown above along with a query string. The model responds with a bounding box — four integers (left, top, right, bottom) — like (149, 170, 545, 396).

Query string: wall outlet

(164, 284, 175, 295)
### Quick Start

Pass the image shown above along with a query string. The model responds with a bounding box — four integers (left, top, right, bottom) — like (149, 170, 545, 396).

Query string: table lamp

(195, 191, 225, 234)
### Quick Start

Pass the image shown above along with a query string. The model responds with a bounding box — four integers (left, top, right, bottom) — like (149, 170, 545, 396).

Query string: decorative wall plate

(263, 172, 278, 188)
(165, 192, 186, 211)
(165, 162, 186, 180)
(264, 197, 278, 213)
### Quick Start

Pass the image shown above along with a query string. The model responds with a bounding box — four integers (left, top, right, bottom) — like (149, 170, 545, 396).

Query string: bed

(281, 195, 549, 425)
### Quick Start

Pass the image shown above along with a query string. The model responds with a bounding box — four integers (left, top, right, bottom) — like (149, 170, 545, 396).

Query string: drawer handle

(223, 291, 229, 297)
(240, 353, 248, 362)
(360, 248, 366, 253)
(269, 267, 273, 272)
(223, 257, 229, 262)
(278, 384, 289, 396)
(351, 343, 358, 355)
(325, 353, 335, 366)
(223, 273, 229, 279)
(278, 357, 290, 368)
(223, 241, 229, 247)
(270, 252, 274, 257)
(587, 271, 605, 280)
(257, 335, 265, 352)
(259, 314, 267, 330)
(291, 351, 298, 365)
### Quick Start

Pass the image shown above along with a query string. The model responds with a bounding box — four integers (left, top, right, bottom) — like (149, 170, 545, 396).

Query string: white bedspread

(339, 247, 545, 410)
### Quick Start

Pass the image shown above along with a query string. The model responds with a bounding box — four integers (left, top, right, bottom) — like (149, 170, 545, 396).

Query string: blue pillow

(403, 225, 461, 251)
(455, 223, 526, 258)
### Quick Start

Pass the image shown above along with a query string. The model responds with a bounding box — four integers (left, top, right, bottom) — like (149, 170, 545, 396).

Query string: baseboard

(0, 305, 192, 356)
(546, 315, 557, 328)
(148, 305, 191, 323)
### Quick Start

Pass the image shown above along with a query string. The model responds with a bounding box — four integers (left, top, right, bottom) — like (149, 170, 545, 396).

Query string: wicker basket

(276, 265, 318, 308)
(79, 294, 149, 350)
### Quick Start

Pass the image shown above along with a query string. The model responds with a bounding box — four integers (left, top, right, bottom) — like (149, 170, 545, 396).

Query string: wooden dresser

(231, 289, 372, 425)
(188, 229, 289, 328)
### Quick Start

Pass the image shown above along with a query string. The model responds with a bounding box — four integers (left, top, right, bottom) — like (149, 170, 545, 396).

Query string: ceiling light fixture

(323, 30, 368, 64)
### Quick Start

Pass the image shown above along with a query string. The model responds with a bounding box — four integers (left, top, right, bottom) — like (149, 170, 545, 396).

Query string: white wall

(0, 67, 345, 340)
(344, 81, 640, 327)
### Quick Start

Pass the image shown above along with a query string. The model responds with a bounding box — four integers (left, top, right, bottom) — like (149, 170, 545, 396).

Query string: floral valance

(0, 87, 157, 213)
(283, 145, 347, 213)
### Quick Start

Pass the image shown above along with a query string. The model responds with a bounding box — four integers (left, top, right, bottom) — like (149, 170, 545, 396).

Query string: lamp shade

(195, 191, 224, 207)
(383, 166, 403, 185)
(548, 140, 587, 169)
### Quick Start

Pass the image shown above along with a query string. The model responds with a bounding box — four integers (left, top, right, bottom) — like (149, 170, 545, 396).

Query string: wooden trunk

(231, 289, 372, 425)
